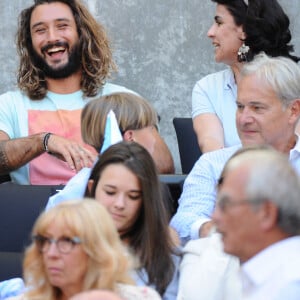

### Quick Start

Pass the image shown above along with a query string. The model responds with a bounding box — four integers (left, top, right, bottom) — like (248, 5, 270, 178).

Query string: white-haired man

(171, 53, 300, 244)
(213, 147, 300, 299)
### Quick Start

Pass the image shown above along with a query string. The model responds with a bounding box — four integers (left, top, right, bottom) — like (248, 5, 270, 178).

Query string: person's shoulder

(201, 144, 242, 162)
(183, 236, 213, 255)
(0, 89, 24, 100)
(189, 145, 242, 177)
(194, 68, 233, 87)
(183, 232, 223, 254)
(101, 83, 138, 96)
(6, 296, 24, 300)
(117, 283, 161, 300)
(275, 281, 300, 300)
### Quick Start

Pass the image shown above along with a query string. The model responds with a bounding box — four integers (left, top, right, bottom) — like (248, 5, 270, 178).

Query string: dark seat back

(173, 117, 202, 174)
(159, 174, 187, 217)
(0, 183, 63, 253)
(0, 174, 11, 184)
(0, 183, 63, 281)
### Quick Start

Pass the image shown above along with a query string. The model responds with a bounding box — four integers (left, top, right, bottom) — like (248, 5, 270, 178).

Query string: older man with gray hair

(213, 147, 300, 299)
(171, 52, 300, 243)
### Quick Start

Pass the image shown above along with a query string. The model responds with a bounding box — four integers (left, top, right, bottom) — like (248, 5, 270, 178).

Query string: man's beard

(31, 41, 81, 79)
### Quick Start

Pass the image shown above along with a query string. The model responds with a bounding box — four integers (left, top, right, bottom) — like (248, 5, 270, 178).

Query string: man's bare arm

(0, 131, 45, 174)
(0, 131, 96, 174)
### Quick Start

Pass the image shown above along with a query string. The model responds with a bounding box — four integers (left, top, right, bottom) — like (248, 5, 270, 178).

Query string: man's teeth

(47, 47, 65, 53)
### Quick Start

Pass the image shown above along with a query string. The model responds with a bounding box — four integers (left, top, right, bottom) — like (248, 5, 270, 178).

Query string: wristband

(43, 132, 52, 153)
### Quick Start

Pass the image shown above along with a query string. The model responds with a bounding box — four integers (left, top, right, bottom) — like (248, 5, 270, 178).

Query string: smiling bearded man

(0, 0, 174, 185)
(32, 40, 81, 79)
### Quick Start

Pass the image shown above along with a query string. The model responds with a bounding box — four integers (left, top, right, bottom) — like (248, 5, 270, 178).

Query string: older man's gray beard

(31, 41, 82, 79)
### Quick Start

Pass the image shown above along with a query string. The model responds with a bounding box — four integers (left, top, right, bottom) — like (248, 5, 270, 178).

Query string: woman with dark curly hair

(192, 0, 299, 153)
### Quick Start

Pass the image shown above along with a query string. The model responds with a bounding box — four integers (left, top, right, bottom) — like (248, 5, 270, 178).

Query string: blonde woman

(9, 200, 161, 300)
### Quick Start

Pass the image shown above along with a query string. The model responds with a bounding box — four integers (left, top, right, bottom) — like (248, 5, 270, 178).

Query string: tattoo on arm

(0, 134, 45, 174)
(0, 143, 10, 173)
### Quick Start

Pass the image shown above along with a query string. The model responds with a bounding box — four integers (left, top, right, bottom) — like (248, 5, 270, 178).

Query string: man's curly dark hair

(16, 0, 117, 100)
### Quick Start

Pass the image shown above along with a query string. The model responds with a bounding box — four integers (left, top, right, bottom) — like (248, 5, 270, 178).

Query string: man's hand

(46, 134, 97, 172)
(169, 226, 181, 247)
(199, 221, 214, 238)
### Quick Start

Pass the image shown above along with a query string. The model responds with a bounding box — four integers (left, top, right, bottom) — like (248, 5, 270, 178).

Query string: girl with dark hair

(85, 141, 179, 300)
(192, 0, 299, 153)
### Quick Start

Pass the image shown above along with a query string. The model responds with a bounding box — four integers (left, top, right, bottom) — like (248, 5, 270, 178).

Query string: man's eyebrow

(236, 100, 265, 106)
(248, 101, 266, 106)
(31, 22, 44, 30)
(31, 18, 71, 30)
(236, 100, 244, 105)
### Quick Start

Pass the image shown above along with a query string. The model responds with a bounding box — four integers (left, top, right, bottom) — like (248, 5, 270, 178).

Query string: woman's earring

(237, 43, 250, 62)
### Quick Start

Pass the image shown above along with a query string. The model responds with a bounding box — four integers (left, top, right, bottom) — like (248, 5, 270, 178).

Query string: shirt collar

(241, 236, 300, 289)
(224, 68, 236, 91)
(290, 134, 300, 159)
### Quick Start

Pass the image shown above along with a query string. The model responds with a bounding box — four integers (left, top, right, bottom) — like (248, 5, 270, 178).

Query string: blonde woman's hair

(81, 92, 158, 152)
(23, 200, 134, 300)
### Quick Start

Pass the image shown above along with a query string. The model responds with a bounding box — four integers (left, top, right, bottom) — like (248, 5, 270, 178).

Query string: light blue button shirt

(192, 68, 240, 147)
(170, 137, 300, 244)
(170, 145, 241, 244)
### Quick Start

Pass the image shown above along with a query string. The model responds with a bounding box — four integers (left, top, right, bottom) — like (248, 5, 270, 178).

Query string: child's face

(93, 163, 142, 236)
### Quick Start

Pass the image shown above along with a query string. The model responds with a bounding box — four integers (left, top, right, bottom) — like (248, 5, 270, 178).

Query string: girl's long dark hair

(85, 141, 176, 295)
